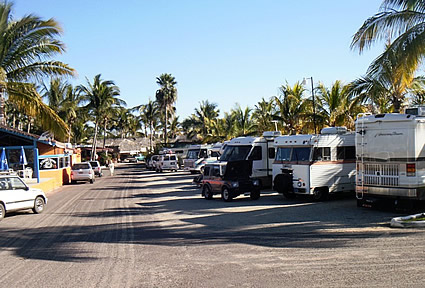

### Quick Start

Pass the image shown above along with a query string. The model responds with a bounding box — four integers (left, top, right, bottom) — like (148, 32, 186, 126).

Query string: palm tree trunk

(149, 122, 153, 153)
(164, 106, 168, 146)
(91, 122, 99, 161)
(68, 123, 72, 143)
(103, 120, 107, 149)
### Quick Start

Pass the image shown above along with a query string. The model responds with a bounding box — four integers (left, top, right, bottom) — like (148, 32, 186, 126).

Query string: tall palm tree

(253, 97, 275, 133)
(316, 81, 355, 128)
(139, 100, 159, 152)
(273, 82, 307, 135)
(0, 2, 74, 139)
(79, 74, 125, 160)
(155, 73, 177, 145)
(351, 0, 425, 111)
(231, 105, 256, 137)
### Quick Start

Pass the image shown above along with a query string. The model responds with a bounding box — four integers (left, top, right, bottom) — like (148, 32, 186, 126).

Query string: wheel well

(36, 195, 46, 202)
(0, 200, 5, 210)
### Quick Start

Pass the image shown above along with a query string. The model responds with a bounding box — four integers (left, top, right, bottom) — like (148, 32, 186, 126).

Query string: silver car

(71, 162, 95, 184)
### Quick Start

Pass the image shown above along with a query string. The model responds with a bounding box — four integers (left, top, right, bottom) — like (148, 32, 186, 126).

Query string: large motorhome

(189, 142, 222, 174)
(219, 131, 280, 187)
(356, 108, 425, 207)
(183, 144, 212, 172)
(272, 127, 356, 201)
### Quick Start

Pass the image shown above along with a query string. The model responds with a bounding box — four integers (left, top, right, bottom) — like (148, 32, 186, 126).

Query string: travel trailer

(219, 131, 280, 188)
(183, 144, 213, 172)
(272, 127, 356, 201)
(356, 108, 425, 207)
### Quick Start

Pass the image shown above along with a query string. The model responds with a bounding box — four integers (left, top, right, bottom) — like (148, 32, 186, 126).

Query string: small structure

(0, 125, 80, 192)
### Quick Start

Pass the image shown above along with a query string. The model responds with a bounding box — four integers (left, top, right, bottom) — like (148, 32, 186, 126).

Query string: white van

(156, 151, 179, 172)
(356, 108, 425, 207)
(272, 127, 356, 200)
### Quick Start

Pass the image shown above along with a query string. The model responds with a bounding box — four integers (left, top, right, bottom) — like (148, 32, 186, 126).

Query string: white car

(0, 175, 47, 220)
(89, 161, 103, 177)
(71, 162, 95, 184)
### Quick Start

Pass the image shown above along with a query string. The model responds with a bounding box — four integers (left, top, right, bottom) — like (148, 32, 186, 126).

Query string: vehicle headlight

(297, 181, 302, 187)
(231, 182, 239, 188)
(252, 180, 260, 186)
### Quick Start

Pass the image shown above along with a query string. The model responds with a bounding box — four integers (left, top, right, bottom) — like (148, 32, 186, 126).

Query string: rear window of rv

(337, 146, 356, 160)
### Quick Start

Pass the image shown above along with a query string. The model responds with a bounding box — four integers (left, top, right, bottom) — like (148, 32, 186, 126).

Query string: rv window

(268, 147, 275, 159)
(276, 147, 291, 161)
(313, 147, 330, 161)
(291, 147, 311, 162)
(211, 151, 220, 158)
(337, 146, 356, 160)
(199, 149, 208, 158)
(248, 146, 262, 161)
(220, 145, 251, 161)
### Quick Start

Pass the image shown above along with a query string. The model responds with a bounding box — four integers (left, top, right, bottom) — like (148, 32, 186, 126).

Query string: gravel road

(1, 163, 424, 287)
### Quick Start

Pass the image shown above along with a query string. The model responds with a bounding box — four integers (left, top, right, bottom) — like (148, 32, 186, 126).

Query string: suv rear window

(90, 161, 99, 167)
(73, 163, 90, 170)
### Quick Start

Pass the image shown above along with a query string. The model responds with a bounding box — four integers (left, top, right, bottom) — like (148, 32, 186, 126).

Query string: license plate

(79, 172, 84, 174)
(171, 162, 175, 165)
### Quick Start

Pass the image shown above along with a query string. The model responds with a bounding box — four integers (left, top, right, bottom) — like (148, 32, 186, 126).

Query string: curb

(391, 213, 425, 228)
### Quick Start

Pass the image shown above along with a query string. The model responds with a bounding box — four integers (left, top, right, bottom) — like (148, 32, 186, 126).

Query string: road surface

(1, 164, 425, 287)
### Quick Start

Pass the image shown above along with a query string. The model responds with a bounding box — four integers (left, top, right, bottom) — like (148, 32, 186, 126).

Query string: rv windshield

(276, 147, 291, 161)
(220, 145, 251, 161)
(186, 149, 200, 159)
(291, 147, 311, 162)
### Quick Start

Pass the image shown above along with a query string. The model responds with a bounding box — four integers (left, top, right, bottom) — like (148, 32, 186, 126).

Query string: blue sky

(15, 0, 384, 119)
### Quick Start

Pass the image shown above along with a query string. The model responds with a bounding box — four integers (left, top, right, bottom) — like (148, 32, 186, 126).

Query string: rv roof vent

(262, 131, 281, 138)
(320, 127, 347, 135)
(405, 106, 425, 116)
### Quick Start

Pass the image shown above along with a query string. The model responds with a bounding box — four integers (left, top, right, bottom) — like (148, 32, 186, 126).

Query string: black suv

(201, 160, 261, 201)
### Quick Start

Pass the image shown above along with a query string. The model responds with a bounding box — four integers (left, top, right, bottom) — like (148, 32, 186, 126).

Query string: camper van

(183, 144, 212, 172)
(356, 108, 425, 207)
(189, 142, 222, 174)
(219, 131, 280, 188)
(272, 127, 356, 201)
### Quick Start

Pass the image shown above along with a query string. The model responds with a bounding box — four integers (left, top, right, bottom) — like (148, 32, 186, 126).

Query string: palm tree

(351, 0, 425, 111)
(273, 82, 307, 135)
(155, 73, 177, 145)
(349, 45, 425, 113)
(0, 2, 74, 139)
(79, 74, 125, 160)
(139, 100, 159, 152)
(316, 81, 355, 128)
(231, 105, 256, 137)
(253, 98, 275, 133)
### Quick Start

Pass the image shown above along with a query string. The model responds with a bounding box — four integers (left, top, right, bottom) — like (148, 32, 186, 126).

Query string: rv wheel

(312, 188, 328, 201)
(250, 189, 260, 200)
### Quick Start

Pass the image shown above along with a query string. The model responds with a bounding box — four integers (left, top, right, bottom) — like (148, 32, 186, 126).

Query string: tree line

(1, 0, 425, 152)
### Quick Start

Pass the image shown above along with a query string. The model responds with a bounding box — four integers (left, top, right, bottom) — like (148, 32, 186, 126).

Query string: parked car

(71, 162, 95, 184)
(0, 175, 47, 220)
(201, 160, 261, 201)
(156, 152, 179, 172)
(146, 155, 159, 170)
(89, 161, 103, 177)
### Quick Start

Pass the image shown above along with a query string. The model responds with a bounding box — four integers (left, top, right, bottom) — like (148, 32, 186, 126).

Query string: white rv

(219, 131, 280, 187)
(356, 108, 425, 207)
(189, 142, 222, 174)
(272, 127, 356, 201)
(183, 144, 212, 172)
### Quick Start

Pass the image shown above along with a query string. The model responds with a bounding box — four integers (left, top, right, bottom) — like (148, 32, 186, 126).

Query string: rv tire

(312, 188, 328, 201)
(250, 189, 260, 200)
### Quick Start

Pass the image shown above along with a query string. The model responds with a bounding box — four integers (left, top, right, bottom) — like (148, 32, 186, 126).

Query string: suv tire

(250, 189, 260, 200)
(203, 185, 213, 200)
(221, 187, 232, 202)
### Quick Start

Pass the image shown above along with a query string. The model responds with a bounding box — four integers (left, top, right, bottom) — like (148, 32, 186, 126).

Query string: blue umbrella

(0, 148, 8, 171)
(19, 146, 28, 170)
